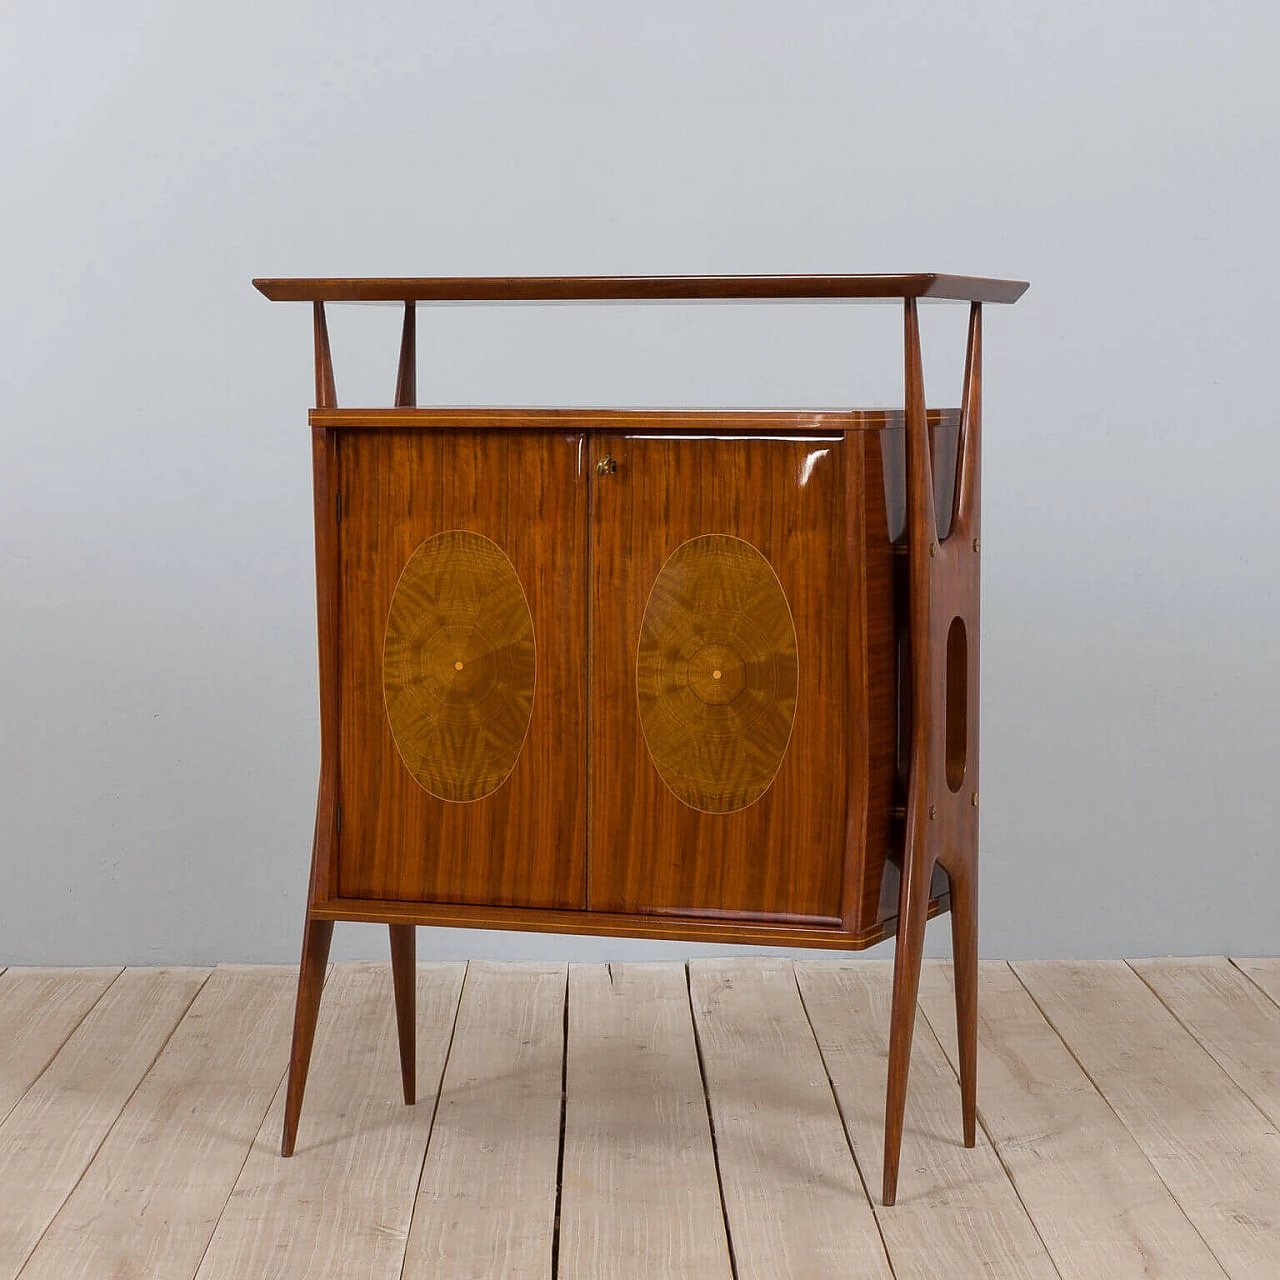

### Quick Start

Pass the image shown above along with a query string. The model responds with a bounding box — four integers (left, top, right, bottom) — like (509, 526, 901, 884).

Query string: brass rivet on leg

(929, 542, 937, 558)
(971, 792, 978, 807)
(928, 804, 937, 820)
(972, 537, 980, 553)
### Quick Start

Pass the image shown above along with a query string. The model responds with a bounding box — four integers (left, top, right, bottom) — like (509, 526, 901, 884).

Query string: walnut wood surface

(281, 916, 332, 1157)
(882, 300, 983, 1206)
(310, 407, 907, 432)
(393, 302, 415, 409)
(335, 430, 587, 909)
(847, 412, 961, 937)
(309, 894, 950, 947)
(308, 428, 341, 904)
(381, 530, 537, 803)
(262, 270, 1015, 1205)
(255, 273, 1028, 304)
(312, 304, 336, 409)
(590, 434, 849, 921)
(635, 533, 800, 814)
(847, 431, 898, 936)
(311, 408, 956, 940)
(388, 924, 415, 1106)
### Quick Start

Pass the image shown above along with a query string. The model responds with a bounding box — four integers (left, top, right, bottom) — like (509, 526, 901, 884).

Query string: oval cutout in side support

(945, 615, 968, 792)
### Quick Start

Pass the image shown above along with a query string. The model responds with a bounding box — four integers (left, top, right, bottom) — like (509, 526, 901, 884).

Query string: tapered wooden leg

(948, 858, 978, 1148)
(883, 831, 933, 1206)
(281, 915, 334, 1157)
(389, 923, 416, 1105)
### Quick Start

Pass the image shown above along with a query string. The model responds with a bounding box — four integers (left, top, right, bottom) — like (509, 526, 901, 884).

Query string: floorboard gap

(686, 962, 741, 1280)
(1008, 963, 1232, 1280)
(549, 965, 570, 1280)
(0, 966, 127, 1131)
(13, 968, 210, 1279)
(1228, 957, 1280, 1012)
(1126, 959, 1280, 1133)
(915, 962, 1065, 1280)
(397, 959, 468, 1280)
(791, 964, 897, 1280)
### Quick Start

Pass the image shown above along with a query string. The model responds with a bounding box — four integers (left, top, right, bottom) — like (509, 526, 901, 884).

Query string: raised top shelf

(252, 273, 1028, 305)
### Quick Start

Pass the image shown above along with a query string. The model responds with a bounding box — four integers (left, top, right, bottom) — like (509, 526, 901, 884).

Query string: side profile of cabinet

(255, 273, 1028, 1206)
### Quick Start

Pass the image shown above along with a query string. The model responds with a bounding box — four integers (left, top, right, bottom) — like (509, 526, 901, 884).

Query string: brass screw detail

(929, 542, 937, 558)
(971, 792, 979, 807)
(928, 804, 937, 820)
(972, 537, 980, 553)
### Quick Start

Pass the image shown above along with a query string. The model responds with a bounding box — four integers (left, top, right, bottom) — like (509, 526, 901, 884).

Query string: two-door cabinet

(254, 274, 1028, 1204)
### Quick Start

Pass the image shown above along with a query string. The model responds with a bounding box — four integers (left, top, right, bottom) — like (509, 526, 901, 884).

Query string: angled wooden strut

(394, 299, 417, 409)
(882, 300, 982, 1205)
(281, 305, 422, 1156)
(388, 303, 418, 1106)
(281, 303, 338, 1157)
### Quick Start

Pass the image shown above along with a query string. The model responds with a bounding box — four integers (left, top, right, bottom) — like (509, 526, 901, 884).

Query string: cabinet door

(335, 430, 587, 909)
(590, 434, 849, 922)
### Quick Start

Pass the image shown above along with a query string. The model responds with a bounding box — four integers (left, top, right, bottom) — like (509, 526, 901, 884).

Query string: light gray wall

(2, 2, 1276, 965)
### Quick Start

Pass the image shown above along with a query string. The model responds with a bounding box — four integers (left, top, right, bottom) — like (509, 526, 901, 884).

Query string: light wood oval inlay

(383, 530, 535, 802)
(636, 534, 798, 813)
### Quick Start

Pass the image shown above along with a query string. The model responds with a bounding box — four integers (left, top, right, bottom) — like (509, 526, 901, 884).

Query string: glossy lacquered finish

(307, 412, 957, 944)
(334, 430, 588, 910)
(255, 273, 1029, 304)
(381, 529, 538, 804)
(591, 434, 847, 923)
(309, 407, 895, 433)
(882, 301, 984, 1206)
(264, 274, 1025, 1207)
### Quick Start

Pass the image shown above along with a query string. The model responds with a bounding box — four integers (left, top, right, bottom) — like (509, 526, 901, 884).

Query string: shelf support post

(883, 300, 983, 1205)
(394, 301, 416, 408)
(388, 299, 418, 1098)
(313, 301, 337, 409)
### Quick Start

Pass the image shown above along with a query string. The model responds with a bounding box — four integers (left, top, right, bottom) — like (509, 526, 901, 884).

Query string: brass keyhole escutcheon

(596, 454, 617, 476)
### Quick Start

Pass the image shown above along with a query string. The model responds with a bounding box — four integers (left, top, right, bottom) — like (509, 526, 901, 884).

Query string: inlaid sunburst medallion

(382, 530, 535, 802)
(636, 534, 798, 814)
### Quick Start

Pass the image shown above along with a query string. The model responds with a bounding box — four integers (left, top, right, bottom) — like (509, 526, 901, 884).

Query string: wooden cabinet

(330, 426, 856, 922)
(256, 274, 1027, 1205)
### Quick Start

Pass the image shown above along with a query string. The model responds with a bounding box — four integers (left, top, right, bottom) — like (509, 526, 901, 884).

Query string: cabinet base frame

(279, 891, 952, 1164)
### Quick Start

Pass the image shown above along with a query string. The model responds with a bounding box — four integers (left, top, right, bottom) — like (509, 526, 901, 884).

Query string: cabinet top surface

(252, 273, 1028, 304)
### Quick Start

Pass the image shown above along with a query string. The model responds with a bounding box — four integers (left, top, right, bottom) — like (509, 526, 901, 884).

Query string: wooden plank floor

(0, 959, 1275, 1279)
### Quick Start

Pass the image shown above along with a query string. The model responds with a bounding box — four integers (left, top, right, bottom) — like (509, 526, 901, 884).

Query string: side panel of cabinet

(589, 434, 851, 922)
(334, 430, 587, 909)
(852, 414, 961, 934)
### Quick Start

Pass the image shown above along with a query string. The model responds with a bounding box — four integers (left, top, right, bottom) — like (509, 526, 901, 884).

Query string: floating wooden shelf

(253, 272, 1028, 304)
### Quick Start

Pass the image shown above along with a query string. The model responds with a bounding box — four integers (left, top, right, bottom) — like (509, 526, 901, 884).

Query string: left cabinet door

(333, 429, 588, 909)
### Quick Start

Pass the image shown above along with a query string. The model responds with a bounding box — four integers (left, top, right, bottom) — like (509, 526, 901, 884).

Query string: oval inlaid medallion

(636, 534, 798, 814)
(383, 530, 535, 802)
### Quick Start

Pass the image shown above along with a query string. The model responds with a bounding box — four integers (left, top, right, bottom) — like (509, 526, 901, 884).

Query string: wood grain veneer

(306, 893, 950, 947)
(310, 407, 921, 433)
(635, 533, 800, 815)
(264, 275, 1026, 1206)
(381, 529, 537, 804)
(335, 430, 587, 910)
(255, 273, 1028, 304)
(590, 433, 848, 922)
